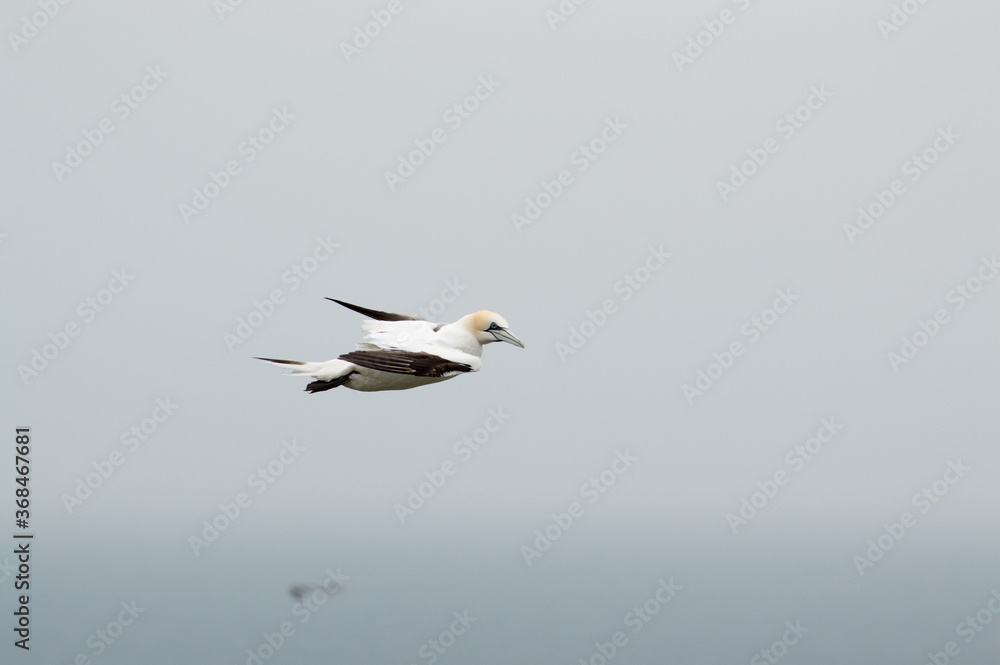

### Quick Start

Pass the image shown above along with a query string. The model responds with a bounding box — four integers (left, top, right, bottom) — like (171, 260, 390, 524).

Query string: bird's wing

(328, 298, 452, 353)
(339, 350, 476, 377)
(358, 319, 444, 351)
(327, 298, 423, 321)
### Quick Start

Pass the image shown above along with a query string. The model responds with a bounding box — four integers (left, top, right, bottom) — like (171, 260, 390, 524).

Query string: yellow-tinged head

(468, 310, 525, 348)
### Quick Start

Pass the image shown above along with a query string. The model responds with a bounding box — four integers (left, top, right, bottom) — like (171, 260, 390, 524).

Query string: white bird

(256, 299, 524, 393)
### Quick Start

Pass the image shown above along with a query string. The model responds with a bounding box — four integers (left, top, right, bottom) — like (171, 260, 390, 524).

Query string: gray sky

(3, 1, 1000, 663)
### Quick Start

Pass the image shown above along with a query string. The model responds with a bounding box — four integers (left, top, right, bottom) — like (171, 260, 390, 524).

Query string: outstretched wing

(327, 299, 423, 322)
(339, 350, 474, 377)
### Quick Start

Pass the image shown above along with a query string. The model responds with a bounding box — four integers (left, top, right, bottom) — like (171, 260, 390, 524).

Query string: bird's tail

(254, 357, 355, 393)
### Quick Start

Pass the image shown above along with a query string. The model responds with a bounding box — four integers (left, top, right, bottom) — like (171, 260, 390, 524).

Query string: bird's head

(469, 310, 525, 348)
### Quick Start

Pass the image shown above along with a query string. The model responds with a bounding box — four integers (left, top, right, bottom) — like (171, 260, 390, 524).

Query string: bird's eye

(488, 322, 500, 330)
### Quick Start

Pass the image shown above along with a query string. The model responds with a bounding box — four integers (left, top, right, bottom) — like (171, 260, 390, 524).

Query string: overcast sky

(3, 1, 1000, 663)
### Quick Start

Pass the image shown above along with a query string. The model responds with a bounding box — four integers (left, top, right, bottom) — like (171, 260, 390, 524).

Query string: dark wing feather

(339, 350, 472, 377)
(327, 299, 422, 321)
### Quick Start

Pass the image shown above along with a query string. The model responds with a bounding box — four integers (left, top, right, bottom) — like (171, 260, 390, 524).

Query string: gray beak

(492, 328, 525, 348)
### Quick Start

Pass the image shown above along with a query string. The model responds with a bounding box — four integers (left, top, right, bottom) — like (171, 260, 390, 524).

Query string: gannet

(256, 299, 524, 393)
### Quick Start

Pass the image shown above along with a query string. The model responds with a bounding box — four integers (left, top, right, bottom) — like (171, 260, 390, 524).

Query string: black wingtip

(304, 375, 351, 393)
(325, 298, 422, 322)
(255, 357, 306, 365)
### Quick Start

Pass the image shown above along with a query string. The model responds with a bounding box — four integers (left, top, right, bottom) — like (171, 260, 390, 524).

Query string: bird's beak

(492, 328, 525, 348)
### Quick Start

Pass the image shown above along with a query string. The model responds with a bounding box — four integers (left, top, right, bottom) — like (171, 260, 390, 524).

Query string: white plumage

(256, 299, 524, 393)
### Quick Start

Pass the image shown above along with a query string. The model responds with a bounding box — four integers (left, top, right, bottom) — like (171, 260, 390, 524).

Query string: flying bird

(256, 299, 524, 393)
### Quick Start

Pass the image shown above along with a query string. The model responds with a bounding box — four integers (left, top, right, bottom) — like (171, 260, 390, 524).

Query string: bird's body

(257, 299, 523, 393)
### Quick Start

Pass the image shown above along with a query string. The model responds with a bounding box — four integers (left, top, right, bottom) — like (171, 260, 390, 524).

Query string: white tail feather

(256, 357, 354, 381)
